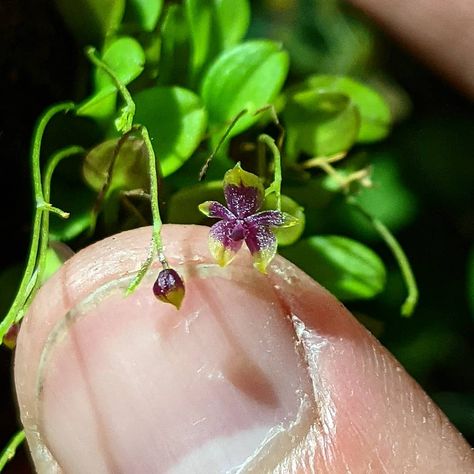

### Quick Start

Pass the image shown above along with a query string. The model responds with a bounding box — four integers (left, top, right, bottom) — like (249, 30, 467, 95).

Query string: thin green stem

(89, 132, 133, 236)
(0, 103, 74, 343)
(259, 134, 282, 211)
(348, 197, 418, 316)
(0, 430, 25, 471)
(36, 201, 70, 218)
(86, 46, 135, 133)
(16, 146, 84, 323)
(126, 125, 166, 295)
(32, 103, 74, 201)
(253, 104, 285, 149)
(199, 109, 248, 181)
(86, 46, 166, 294)
(140, 126, 165, 265)
(126, 247, 155, 296)
(38, 146, 84, 283)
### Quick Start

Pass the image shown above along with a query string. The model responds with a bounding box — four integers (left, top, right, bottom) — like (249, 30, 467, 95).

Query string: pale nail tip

(28, 432, 62, 474)
(166, 426, 271, 474)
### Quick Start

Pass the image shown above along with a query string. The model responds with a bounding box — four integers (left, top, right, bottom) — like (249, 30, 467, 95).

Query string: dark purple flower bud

(3, 323, 20, 350)
(152, 268, 185, 309)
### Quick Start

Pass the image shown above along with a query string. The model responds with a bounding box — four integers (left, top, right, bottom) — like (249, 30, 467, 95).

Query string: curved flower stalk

(86, 47, 185, 310)
(199, 163, 297, 273)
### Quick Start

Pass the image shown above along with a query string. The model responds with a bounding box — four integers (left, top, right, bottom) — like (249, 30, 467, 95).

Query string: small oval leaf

(201, 40, 289, 137)
(78, 37, 145, 121)
(95, 36, 146, 90)
(83, 137, 148, 192)
(186, 0, 250, 81)
(134, 86, 207, 176)
(168, 181, 223, 223)
(284, 90, 360, 158)
(124, 0, 163, 32)
(281, 235, 386, 300)
(306, 75, 391, 142)
(55, 0, 125, 44)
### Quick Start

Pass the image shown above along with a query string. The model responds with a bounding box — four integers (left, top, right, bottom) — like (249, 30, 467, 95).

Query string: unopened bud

(152, 268, 185, 310)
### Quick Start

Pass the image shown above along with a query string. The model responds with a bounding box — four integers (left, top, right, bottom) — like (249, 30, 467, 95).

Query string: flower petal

(209, 220, 243, 266)
(246, 210, 298, 228)
(198, 201, 235, 220)
(223, 163, 264, 217)
(245, 225, 278, 273)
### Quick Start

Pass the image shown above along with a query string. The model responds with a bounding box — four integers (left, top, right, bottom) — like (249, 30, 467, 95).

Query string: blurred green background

(0, 0, 473, 471)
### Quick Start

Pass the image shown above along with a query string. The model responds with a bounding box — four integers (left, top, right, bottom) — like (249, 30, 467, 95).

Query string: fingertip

(14, 225, 474, 473)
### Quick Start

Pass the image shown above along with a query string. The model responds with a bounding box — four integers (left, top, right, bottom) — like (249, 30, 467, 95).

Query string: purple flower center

(229, 219, 248, 241)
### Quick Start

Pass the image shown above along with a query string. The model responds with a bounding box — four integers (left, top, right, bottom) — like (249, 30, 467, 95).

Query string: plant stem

(140, 126, 166, 266)
(38, 146, 84, 283)
(88, 132, 133, 236)
(85, 45, 166, 294)
(85, 46, 135, 133)
(19, 145, 85, 319)
(348, 197, 418, 316)
(126, 125, 167, 295)
(0, 430, 25, 471)
(260, 134, 282, 211)
(0, 103, 74, 343)
(199, 109, 248, 181)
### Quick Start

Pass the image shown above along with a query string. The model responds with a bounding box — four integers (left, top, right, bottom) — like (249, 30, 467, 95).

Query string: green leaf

(54, 0, 125, 44)
(95, 36, 146, 90)
(83, 137, 148, 192)
(158, 4, 191, 86)
(49, 181, 96, 241)
(306, 75, 391, 142)
(134, 86, 207, 176)
(284, 89, 360, 158)
(168, 181, 223, 223)
(281, 235, 386, 300)
(331, 153, 418, 239)
(185, 0, 250, 81)
(124, 0, 163, 32)
(77, 37, 145, 121)
(201, 40, 289, 137)
(263, 194, 305, 246)
(168, 151, 234, 189)
(76, 90, 118, 123)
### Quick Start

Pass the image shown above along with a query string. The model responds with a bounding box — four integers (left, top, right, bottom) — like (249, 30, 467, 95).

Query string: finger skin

(14, 225, 474, 473)
(347, 0, 474, 98)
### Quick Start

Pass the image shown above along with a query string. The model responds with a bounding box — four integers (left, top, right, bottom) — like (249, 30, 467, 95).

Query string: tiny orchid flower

(199, 163, 297, 273)
(153, 268, 185, 309)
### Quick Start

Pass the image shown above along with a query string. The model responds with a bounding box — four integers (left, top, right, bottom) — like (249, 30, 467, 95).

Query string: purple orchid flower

(199, 163, 297, 273)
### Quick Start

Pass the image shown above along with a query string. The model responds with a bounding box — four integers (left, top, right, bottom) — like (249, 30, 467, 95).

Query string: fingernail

(34, 263, 326, 473)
